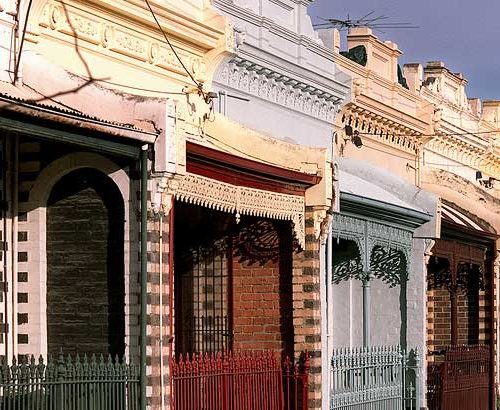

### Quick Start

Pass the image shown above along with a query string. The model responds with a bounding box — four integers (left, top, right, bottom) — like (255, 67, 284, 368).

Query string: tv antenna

(313, 11, 418, 33)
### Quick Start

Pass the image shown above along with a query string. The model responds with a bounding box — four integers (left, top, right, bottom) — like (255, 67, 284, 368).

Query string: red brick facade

(232, 257, 292, 352)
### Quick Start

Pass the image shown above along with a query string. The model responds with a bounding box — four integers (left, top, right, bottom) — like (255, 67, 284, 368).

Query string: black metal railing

(0, 354, 139, 410)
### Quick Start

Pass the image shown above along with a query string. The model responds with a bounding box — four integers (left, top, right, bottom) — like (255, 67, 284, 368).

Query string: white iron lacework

(174, 173, 305, 248)
(331, 213, 413, 286)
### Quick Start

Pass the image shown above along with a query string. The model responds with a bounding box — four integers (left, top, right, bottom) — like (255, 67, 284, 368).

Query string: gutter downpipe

(320, 232, 328, 410)
(159, 213, 164, 410)
(321, 224, 333, 410)
(362, 225, 370, 347)
(140, 145, 148, 410)
(12, 136, 18, 359)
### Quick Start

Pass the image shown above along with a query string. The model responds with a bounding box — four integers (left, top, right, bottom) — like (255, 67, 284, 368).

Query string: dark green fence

(0, 354, 140, 410)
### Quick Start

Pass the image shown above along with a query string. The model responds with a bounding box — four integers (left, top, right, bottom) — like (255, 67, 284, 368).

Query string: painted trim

(340, 192, 431, 230)
(187, 141, 321, 187)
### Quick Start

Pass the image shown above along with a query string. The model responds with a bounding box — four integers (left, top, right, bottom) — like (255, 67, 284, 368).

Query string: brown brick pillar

(146, 210, 171, 409)
(292, 207, 322, 410)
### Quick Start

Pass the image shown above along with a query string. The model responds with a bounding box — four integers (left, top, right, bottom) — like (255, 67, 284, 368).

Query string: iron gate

(329, 345, 420, 410)
(172, 350, 309, 410)
(427, 345, 490, 410)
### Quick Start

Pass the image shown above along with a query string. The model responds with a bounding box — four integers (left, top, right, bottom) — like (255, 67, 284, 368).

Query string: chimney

(482, 100, 500, 126)
(347, 27, 402, 82)
(317, 28, 341, 53)
(403, 63, 423, 93)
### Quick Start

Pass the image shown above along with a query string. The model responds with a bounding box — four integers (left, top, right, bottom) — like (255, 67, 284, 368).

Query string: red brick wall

(232, 259, 285, 351)
(427, 286, 490, 355)
(231, 222, 294, 354)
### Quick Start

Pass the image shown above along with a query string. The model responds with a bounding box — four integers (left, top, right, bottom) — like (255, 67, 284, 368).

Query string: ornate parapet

(216, 56, 344, 123)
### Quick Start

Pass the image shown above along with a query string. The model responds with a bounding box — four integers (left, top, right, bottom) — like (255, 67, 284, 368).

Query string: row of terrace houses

(0, 1, 499, 410)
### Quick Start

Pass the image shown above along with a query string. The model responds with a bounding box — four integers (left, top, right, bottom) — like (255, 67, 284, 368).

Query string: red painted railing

(172, 351, 309, 410)
(427, 345, 490, 410)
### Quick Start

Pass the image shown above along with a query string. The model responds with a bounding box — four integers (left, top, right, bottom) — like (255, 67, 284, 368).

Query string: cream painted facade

(409, 60, 500, 396)
(0, 1, 336, 409)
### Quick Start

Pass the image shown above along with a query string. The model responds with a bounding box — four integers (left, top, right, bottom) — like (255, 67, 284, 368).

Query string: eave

(340, 192, 431, 231)
(186, 141, 321, 195)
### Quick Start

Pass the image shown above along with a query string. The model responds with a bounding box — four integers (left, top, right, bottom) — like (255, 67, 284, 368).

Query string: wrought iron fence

(427, 344, 490, 410)
(0, 354, 139, 410)
(172, 350, 309, 410)
(329, 345, 420, 410)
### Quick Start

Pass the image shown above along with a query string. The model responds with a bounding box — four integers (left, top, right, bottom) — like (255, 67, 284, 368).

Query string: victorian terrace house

(317, 27, 440, 410)
(0, 1, 345, 409)
(408, 61, 500, 410)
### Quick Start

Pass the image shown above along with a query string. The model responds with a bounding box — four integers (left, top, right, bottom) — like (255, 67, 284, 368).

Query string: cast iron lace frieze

(331, 213, 413, 286)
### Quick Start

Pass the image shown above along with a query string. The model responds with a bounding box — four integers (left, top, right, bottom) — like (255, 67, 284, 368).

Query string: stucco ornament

(234, 26, 246, 48)
(38, 1, 206, 78)
(352, 78, 364, 100)
(153, 173, 186, 214)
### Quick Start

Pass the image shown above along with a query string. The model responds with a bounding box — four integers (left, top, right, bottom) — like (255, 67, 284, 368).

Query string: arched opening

(46, 168, 125, 357)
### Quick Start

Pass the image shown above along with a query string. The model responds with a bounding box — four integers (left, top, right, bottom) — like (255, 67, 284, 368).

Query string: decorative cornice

(217, 56, 343, 122)
(163, 172, 306, 248)
(425, 134, 500, 177)
(339, 105, 421, 154)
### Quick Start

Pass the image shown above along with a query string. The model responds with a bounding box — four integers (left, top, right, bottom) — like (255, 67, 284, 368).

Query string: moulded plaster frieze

(217, 57, 342, 122)
(37, 1, 207, 80)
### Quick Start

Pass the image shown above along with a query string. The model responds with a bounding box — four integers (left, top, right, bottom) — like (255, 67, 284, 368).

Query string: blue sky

(308, 0, 500, 100)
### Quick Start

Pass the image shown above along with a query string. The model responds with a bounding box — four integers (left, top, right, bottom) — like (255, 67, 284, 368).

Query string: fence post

(414, 349, 421, 410)
(302, 352, 310, 410)
(57, 353, 66, 410)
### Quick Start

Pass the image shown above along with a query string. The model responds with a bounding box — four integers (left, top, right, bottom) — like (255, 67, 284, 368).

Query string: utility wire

(143, 0, 204, 96)
(356, 142, 496, 169)
(356, 129, 500, 138)
(71, 74, 188, 95)
(13, 0, 34, 83)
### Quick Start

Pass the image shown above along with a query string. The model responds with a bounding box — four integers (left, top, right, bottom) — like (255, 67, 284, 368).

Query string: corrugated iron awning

(441, 203, 491, 234)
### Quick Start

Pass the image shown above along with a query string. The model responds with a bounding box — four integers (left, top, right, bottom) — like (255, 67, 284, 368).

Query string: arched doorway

(46, 168, 125, 357)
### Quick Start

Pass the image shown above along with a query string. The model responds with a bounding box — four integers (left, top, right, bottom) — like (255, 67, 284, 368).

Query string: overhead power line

(356, 129, 500, 139)
(143, 0, 204, 96)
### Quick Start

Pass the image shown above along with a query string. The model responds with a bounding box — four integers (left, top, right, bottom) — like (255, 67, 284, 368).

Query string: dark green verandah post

(140, 145, 148, 410)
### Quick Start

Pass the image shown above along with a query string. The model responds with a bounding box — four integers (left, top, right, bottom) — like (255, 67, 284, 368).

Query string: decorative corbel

(352, 78, 364, 101)
(424, 239, 436, 266)
(493, 250, 500, 276)
(312, 206, 330, 245)
(153, 173, 186, 215)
